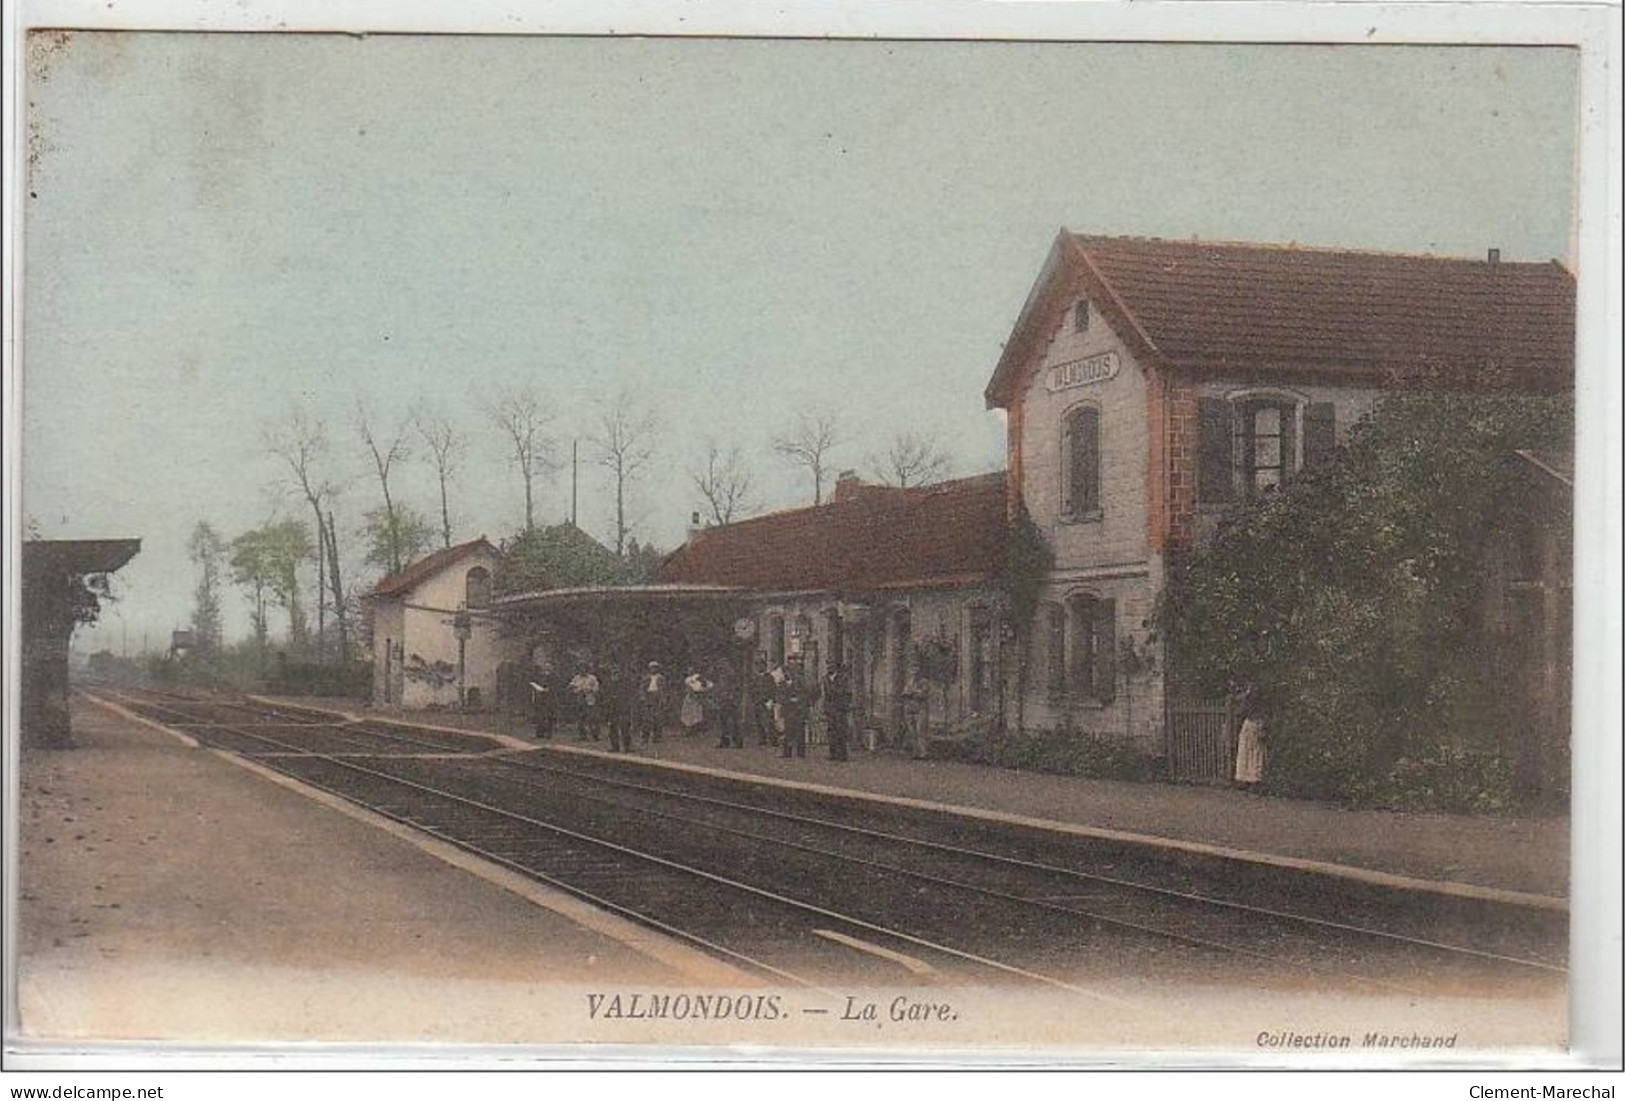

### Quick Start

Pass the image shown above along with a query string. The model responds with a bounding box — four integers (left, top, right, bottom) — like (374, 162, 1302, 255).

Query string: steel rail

(106, 689, 1137, 1002)
(486, 750, 1565, 978)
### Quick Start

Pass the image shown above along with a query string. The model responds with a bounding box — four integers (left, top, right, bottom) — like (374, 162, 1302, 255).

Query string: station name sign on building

(1045, 351, 1120, 393)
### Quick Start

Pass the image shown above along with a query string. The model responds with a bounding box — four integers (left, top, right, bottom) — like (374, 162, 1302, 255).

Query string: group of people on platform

(528, 649, 887, 762)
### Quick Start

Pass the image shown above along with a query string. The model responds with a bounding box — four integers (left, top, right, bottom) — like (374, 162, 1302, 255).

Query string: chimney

(832, 469, 863, 503)
(1487, 248, 1501, 264)
(687, 511, 703, 544)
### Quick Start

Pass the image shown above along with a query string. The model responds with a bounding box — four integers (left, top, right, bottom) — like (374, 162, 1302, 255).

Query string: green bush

(934, 727, 1160, 782)
(1158, 392, 1572, 815)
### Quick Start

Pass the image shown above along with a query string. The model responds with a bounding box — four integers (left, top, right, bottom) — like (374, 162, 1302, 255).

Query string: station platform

(13, 690, 1574, 1059)
(12, 694, 748, 1049)
(267, 697, 1570, 906)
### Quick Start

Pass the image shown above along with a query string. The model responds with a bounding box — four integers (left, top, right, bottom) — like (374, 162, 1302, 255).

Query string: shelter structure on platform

(657, 471, 1010, 743)
(20, 538, 141, 748)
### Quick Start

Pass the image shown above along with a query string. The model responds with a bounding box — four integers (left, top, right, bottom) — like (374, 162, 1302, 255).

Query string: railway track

(99, 687, 1565, 999)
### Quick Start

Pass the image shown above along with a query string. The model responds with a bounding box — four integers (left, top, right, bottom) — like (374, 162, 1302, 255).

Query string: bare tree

(487, 388, 558, 533)
(690, 440, 760, 525)
(355, 399, 414, 575)
(590, 390, 659, 556)
(265, 407, 348, 661)
(773, 411, 841, 505)
(414, 407, 467, 549)
(871, 428, 953, 488)
(266, 407, 336, 659)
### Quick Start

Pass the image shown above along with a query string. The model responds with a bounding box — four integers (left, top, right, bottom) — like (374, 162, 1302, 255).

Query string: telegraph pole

(571, 439, 579, 528)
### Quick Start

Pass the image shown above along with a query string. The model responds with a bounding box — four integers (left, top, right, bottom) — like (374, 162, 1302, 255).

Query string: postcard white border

(2, 0, 1619, 1078)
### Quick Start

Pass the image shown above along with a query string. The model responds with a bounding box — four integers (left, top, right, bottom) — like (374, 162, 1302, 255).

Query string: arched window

(1062, 404, 1101, 519)
(465, 566, 492, 609)
(1237, 399, 1296, 499)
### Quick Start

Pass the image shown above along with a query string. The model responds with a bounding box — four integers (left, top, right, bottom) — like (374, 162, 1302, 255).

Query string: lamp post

(453, 606, 472, 708)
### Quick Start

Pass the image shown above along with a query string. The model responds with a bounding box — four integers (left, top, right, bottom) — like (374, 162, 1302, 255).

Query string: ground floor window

(1042, 595, 1117, 703)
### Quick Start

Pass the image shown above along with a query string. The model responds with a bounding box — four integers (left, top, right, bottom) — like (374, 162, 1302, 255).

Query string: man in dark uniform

(822, 662, 852, 762)
(529, 662, 558, 739)
(749, 653, 777, 746)
(713, 659, 743, 748)
(778, 653, 812, 759)
(601, 663, 634, 753)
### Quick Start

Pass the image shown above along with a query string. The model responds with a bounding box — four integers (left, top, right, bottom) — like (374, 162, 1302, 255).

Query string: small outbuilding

(368, 537, 502, 709)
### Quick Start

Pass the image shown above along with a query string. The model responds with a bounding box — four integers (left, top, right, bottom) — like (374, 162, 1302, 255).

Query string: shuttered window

(1198, 398, 1234, 503)
(1063, 405, 1101, 518)
(1302, 402, 1337, 471)
(1044, 603, 1067, 695)
(1201, 396, 1331, 501)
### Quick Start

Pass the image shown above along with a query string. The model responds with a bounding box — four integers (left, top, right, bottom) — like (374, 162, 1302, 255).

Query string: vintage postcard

(5, 0, 1618, 1077)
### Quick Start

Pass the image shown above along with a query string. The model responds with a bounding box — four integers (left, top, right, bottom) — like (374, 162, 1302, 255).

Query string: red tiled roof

(658, 473, 1008, 593)
(986, 232, 1577, 406)
(371, 537, 497, 598)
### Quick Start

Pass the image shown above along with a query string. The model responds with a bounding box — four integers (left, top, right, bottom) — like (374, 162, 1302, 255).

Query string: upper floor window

(1062, 403, 1102, 519)
(1239, 400, 1295, 498)
(465, 566, 492, 609)
(1198, 394, 1336, 504)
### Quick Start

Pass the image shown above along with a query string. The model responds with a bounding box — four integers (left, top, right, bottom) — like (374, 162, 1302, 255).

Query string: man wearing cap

(777, 653, 812, 759)
(639, 661, 667, 744)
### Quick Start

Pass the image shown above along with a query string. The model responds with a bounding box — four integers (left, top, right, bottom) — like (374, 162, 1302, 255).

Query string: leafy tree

(186, 522, 228, 657)
(230, 520, 315, 652)
(363, 506, 436, 576)
(495, 523, 628, 595)
(1158, 391, 1572, 810)
(621, 538, 666, 584)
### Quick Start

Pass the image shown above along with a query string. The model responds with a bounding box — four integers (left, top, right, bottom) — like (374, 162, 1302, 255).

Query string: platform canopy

(21, 538, 142, 748)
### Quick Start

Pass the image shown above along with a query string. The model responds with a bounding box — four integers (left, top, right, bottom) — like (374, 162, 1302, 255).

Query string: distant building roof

(371, 537, 498, 599)
(658, 473, 1008, 594)
(986, 232, 1577, 406)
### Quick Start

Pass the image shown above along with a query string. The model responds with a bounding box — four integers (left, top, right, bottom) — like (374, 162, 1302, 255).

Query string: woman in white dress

(1233, 691, 1265, 790)
(680, 669, 712, 735)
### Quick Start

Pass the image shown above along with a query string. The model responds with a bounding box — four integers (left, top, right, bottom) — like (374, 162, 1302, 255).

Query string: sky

(18, 33, 1580, 653)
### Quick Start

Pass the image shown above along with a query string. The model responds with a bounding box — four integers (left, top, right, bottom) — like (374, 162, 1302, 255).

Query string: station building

(369, 232, 1574, 776)
(985, 232, 1573, 776)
